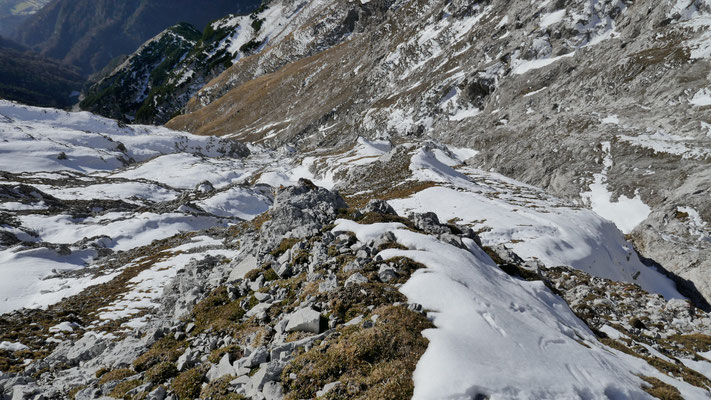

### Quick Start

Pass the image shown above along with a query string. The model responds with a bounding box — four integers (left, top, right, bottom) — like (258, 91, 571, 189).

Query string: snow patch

(332, 220, 698, 399)
(540, 9, 566, 27)
(582, 142, 651, 234)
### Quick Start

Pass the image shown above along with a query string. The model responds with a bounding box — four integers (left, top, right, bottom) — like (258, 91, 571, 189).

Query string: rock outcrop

(162, 0, 711, 304)
(3, 182, 711, 399)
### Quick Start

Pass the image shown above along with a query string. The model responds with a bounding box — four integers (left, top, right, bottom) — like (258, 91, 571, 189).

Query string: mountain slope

(0, 0, 50, 37)
(2, 101, 711, 399)
(0, 36, 83, 108)
(13, 0, 262, 75)
(79, 1, 347, 124)
(79, 23, 202, 123)
(166, 0, 711, 303)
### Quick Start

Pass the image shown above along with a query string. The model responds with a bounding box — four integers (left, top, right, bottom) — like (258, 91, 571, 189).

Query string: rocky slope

(79, 1, 352, 124)
(3, 0, 711, 399)
(79, 23, 203, 123)
(2, 101, 711, 399)
(12, 0, 262, 75)
(161, 0, 711, 304)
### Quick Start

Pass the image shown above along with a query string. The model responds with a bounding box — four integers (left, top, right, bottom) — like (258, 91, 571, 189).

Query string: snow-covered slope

(0, 101, 270, 313)
(2, 102, 711, 399)
(335, 219, 707, 399)
(163, 0, 711, 304)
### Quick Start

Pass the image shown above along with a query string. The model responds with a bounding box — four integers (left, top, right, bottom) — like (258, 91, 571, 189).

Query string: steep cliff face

(13, 0, 262, 75)
(165, 0, 711, 303)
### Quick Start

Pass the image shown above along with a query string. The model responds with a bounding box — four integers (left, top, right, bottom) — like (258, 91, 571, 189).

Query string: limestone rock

(285, 308, 322, 334)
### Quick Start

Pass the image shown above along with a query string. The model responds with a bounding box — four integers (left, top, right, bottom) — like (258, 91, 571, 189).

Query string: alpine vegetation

(2, 0, 711, 399)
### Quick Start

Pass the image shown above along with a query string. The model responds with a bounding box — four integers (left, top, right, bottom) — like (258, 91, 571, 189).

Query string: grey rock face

(248, 361, 286, 393)
(411, 212, 450, 235)
(206, 353, 235, 382)
(345, 272, 368, 287)
(164, 0, 711, 303)
(284, 308, 322, 334)
(361, 199, 397, 216)
(176, 348, 194, 372)
(378, 265, 398, 283)
(240, 346, 268, 369)
(259, 179, 347, 248)
(48, 333, 108, 367)
(146, 386, 167, 400)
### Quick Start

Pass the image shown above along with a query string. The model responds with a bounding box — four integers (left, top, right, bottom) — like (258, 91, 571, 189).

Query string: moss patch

(209, 344, 243, 364)
(133, 337, 186, 372)
(271, 237, 300, 257)
(329, 284, 406, 322)
(201, 375, 246, 399)
(108, 379, 142, 399)
(662, 334, 711, 354)
(145, 361, 178, 384)
(190, 287, 247, 335)
(67, 385, 87, 399)
(98, 368, 135, 385)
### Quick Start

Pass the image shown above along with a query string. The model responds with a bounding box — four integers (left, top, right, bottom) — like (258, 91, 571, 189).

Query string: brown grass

(282, 306, 433, 400)
(345, 181, 438, 209)
(638, 376, 684, 400)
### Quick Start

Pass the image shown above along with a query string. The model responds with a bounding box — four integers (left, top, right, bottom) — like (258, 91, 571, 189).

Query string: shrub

(145, 361, 178, 383)
(172, 367, 206, 400)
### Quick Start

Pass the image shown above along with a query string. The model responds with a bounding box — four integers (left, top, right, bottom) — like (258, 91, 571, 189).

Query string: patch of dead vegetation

(345, 181, 438, 209)
(0, 232, 203, 372)
(281, 306, 433, 400)
(639, 376, 684, 400)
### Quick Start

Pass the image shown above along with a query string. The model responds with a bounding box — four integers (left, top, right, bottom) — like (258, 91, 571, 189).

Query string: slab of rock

(361, 199, 396, 215)
(378, 265, 398, 282)
(248, 361, 286, 393)
(285, 308, 322, 334)
(318, 275, 338, 293)
(240, 346, 268, 368)
(206, 353, 235, 382)
(316, 381, 341, 397)
(56, 333, 108, 366)
(176, 348, 194, 371)
(345, 272, 368, 287)
(245, 301, 275, 318)
(228, 254, 258, 282)
(263, 381, 284, 400)
(146, 386, 167, 400)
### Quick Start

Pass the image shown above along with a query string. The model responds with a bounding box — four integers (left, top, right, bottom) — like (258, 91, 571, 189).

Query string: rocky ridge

(80, 0, 369, 125)
(160, 0, 711, 304)
(2, 180, 711, 399)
